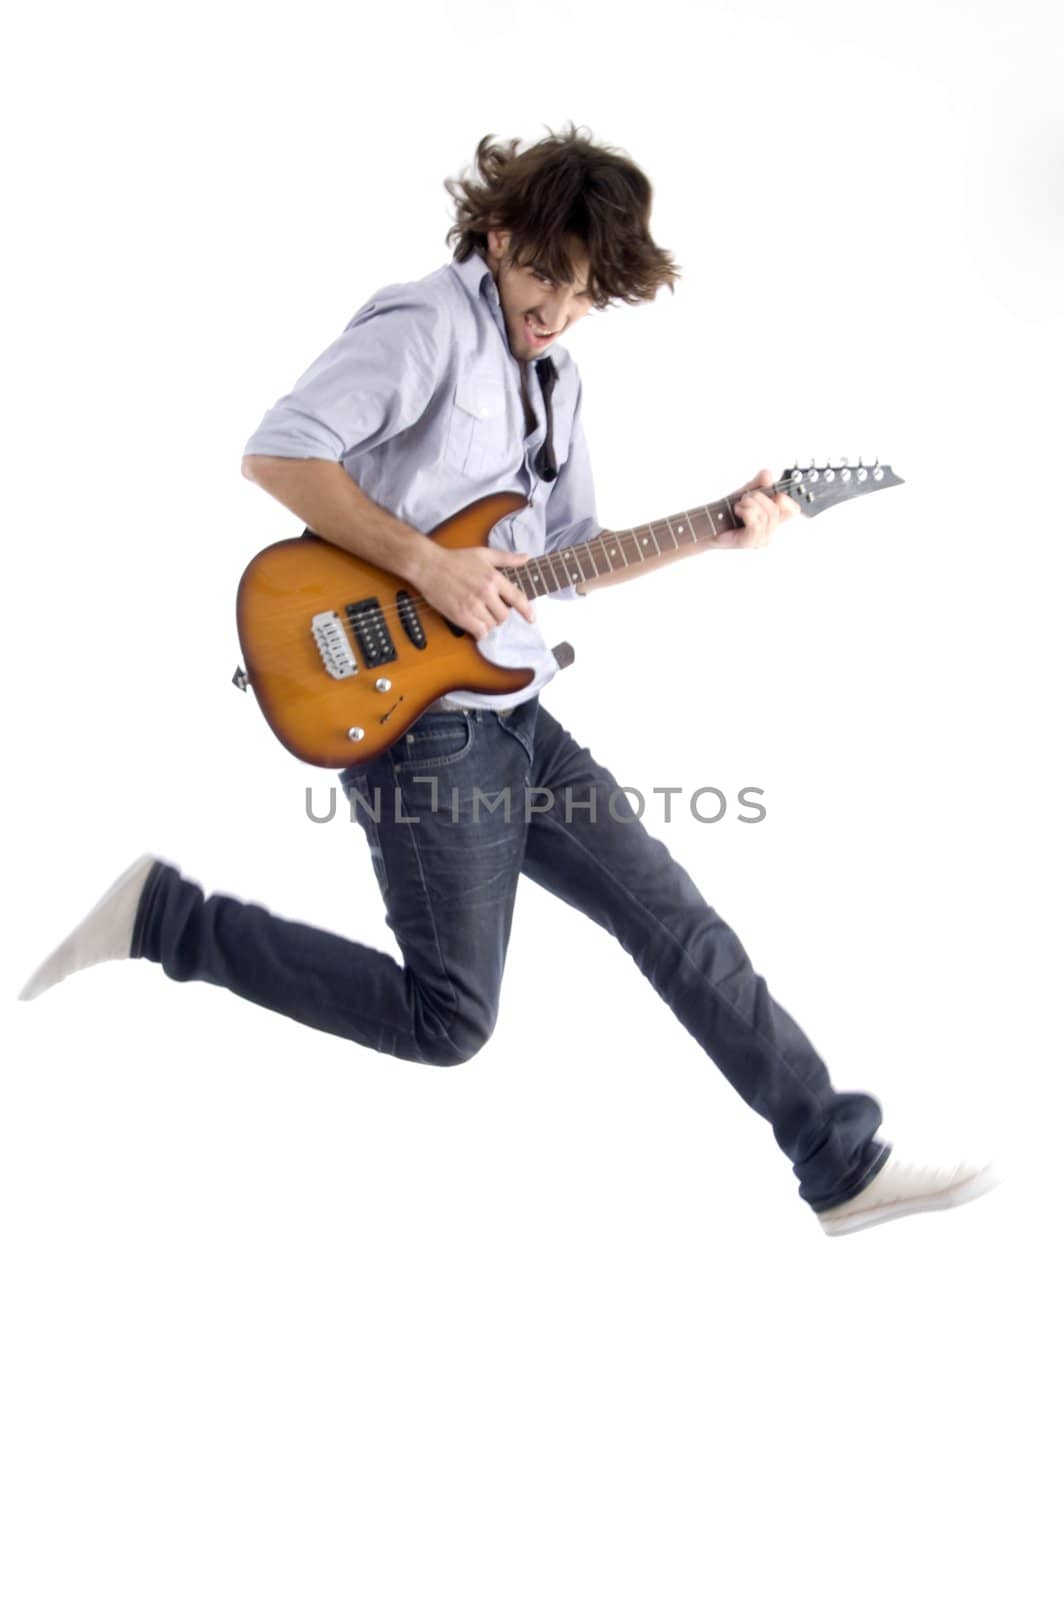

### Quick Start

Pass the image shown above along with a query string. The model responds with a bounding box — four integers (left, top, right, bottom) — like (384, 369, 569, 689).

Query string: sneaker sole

(819, 1161, 1003, 1236)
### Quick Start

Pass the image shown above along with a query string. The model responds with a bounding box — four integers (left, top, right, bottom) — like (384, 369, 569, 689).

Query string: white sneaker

(18, 854, 162, 1001)
(817, 1150, 1003, 1236)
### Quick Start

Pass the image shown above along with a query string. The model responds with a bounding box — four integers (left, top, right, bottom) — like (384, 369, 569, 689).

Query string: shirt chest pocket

(443, 376, 511, 478)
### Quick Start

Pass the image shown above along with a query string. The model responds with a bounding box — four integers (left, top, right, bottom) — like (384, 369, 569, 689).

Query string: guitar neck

(511, 491, 747, 599)
(510, 459, 902, 597)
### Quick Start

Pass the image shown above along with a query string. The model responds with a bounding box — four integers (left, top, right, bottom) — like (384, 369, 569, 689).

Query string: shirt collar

(449, 247, 559, 392)
(450, 247, 500, 310)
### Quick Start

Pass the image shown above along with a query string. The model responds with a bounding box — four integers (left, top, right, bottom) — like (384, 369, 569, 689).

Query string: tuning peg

(839, 456, 848, 468)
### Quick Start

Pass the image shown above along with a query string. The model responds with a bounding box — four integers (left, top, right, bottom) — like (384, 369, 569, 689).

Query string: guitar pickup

(345, 597, 397, 667)
(397, 589, 427, 651)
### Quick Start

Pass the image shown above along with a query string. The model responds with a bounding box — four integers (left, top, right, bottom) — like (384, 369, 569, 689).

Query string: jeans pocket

(392, 711, 477, 771)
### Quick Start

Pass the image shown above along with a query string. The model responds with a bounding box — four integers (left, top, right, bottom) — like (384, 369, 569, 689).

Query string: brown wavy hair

(444, 122, 680, 311)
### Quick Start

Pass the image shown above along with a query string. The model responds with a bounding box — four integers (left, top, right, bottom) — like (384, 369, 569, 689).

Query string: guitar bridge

(311, 611, 359, 680)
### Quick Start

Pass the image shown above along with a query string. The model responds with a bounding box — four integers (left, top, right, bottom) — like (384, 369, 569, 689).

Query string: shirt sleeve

(241, 285, 446, 463)
(542, 375, 598, 600)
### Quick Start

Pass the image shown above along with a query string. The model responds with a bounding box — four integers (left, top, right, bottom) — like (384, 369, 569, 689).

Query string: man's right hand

(241, 460, 539, 638)
(412, 543, 537, 639)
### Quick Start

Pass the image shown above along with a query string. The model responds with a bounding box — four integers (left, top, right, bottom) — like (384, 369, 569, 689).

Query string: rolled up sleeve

(242, 287, 446, 463)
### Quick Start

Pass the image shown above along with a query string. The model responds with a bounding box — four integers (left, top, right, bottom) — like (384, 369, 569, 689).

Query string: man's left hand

(731, 467, 800, 548)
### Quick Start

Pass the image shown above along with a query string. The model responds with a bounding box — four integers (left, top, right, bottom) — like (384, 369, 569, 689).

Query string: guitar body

(236, 491, 534, 768)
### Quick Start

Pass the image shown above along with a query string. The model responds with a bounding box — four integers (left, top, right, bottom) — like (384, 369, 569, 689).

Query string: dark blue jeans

(131, 697, 890, 1211)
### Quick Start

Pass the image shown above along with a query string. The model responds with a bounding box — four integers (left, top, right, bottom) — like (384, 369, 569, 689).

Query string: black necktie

(534, 356, 558, 482)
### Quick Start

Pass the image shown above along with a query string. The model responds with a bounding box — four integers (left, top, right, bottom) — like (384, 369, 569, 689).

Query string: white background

(3, 1, 1061, 1594)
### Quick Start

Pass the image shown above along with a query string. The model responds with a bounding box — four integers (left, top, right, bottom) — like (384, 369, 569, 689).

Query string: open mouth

(526, 317, 558, 342)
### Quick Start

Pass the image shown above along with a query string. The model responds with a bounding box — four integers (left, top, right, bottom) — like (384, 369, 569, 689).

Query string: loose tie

(534, 356, 558, 482)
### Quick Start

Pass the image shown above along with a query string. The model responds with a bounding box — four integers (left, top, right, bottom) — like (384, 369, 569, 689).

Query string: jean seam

(496, 718, 534, 766)
(385, 752, 463, 1055)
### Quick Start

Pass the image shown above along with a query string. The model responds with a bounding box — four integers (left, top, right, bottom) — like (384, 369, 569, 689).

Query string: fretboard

(511, 494, 745, 598)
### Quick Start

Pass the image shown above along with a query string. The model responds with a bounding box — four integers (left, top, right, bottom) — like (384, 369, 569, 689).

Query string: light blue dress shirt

(242, 248, 598, 710)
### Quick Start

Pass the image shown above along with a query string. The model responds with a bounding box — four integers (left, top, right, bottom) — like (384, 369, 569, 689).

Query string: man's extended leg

(519, 705, 891, 1213)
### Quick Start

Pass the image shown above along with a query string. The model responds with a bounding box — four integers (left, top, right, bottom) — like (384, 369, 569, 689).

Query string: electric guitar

(233, 460, 902, 768)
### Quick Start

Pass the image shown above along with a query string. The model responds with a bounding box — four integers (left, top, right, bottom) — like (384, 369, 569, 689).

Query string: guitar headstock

(780, 459, 903, 518)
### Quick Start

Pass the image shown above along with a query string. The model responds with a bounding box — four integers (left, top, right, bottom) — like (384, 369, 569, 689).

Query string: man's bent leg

(132, 711, 531, 1065)
(521, 708, 890, 1212)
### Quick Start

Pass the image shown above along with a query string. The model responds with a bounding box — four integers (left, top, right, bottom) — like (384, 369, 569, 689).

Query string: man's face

(484, 227, 595, 363)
